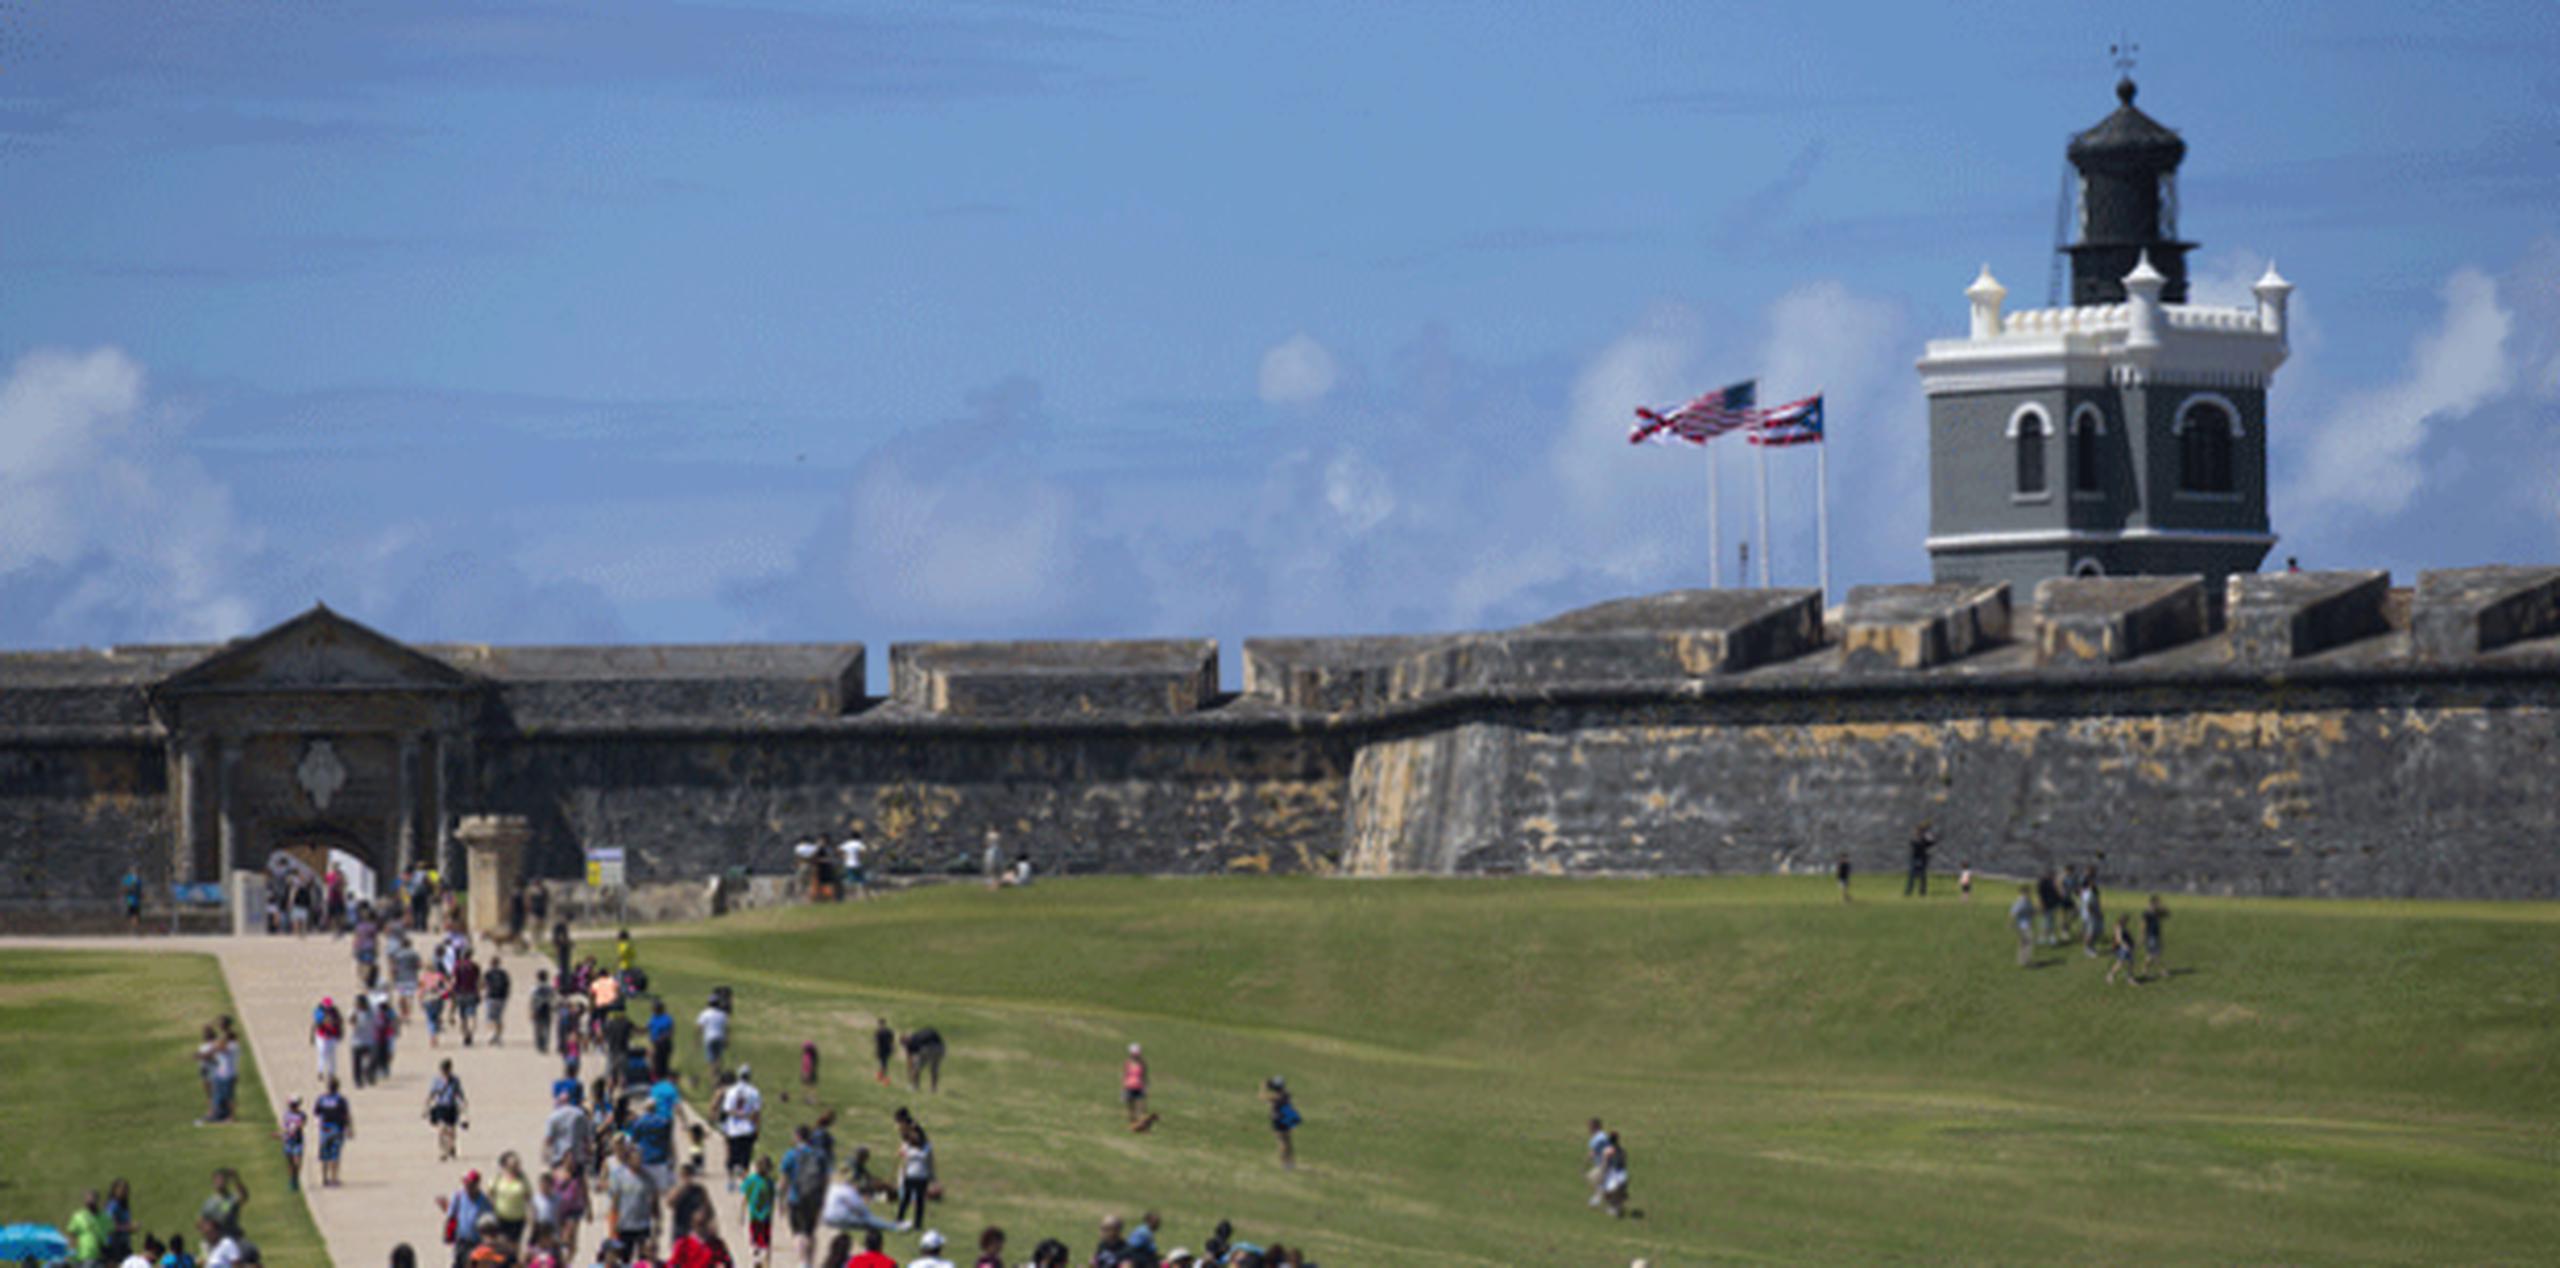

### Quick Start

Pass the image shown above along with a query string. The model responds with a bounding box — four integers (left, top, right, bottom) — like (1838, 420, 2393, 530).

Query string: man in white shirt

(698, 996, 732, 1072)
(836, 832, 867, 901)
(718, 1065, 764, 1191)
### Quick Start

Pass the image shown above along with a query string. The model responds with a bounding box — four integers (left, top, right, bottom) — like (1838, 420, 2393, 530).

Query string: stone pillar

(215, 738, 241, 928)
(396, 733, 421, 877)
(454, 814, 530, 936)
(174, 737, 206, 882)
(432, 733, 452, 878)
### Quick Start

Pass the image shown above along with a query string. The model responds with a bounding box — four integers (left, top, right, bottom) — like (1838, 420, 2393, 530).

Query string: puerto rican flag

(1630, 380, 1757, 445)
(1747, 394, 1824, 447)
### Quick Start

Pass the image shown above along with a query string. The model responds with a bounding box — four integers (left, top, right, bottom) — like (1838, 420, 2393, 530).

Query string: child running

(739, 1155, 776, 1268)
(2106, 915, 2142, 986)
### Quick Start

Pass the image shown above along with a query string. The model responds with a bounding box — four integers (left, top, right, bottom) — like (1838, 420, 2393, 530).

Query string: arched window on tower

(2009, 406, 2051, 498)
(2176, 397, 2239, 495)
(2071, 406, 2105, 495)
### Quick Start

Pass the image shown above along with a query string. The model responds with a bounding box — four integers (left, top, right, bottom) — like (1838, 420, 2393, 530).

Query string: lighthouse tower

(1918, 78, 2291, 590)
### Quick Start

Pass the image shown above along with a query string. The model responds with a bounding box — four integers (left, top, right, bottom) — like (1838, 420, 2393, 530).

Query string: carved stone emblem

(297, 739, 348, 812)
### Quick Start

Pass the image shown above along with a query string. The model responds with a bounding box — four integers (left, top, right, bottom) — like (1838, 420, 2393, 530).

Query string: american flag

(1629, 380, 1757, 445)
(1747, 394, 1825, 447)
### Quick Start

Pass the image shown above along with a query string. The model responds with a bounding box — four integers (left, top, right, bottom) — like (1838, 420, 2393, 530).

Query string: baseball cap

(738, 1063, 752, 1080)
(463, 1169, 482, 1185)
(918, 1230, 946, 1251)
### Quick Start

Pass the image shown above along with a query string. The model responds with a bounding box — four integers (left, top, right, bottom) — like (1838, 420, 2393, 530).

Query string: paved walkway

(1, 933, 562, 1267)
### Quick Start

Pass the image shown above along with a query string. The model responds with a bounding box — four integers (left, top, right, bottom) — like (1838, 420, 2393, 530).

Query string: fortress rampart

(2, 565, 2556, 911)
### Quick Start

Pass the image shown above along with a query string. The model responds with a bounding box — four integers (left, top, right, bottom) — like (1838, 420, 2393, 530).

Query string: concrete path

(1, 934, 563, 1267)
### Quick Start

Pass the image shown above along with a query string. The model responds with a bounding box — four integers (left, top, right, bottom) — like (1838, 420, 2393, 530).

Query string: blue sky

(1, 0, 2553, 679)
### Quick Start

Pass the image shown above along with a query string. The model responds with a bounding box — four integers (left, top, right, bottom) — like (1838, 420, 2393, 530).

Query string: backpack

(1276, 1101, 1303, 1130)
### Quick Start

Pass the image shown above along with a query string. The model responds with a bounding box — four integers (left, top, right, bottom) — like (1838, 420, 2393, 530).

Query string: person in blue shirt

(122, 870, 144, 932)
(629, 1103, 677, 1194)
(647, 1001, 677, 1081)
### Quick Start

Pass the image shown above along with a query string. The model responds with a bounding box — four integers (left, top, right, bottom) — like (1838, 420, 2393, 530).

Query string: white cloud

(0, 347, 262, 643)
(1258, 333, 1339, 404)
(2287, 267, 2514, 520)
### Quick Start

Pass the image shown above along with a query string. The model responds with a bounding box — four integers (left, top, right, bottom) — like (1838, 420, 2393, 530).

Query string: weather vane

(2110, 36, 2140, 78)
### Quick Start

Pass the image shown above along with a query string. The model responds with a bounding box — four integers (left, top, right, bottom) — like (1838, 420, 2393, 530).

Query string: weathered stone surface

(2034, 575, 2208, 665)
(1406, 589, 1826, 691)
(437, 643, 865, 726)
(2411, 566, 2560, 662)
(1242, 635, 1454, 713)
(890, 639, 1218, 718)
(1842, 582, 2012, 671)
(2227, 570, 2390, 664)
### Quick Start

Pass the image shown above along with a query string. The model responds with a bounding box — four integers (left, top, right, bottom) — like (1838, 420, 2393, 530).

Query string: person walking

(1121, 1044, 1151, 1130)
(485, 957, 514, 1047)
(441, 1169, 496, 1268)
(2010, 885, 2037, 967)
(1583, 1118, 1610, 1207)
(279, 1097, 308, 1191)
(2079, 873, 2108, 959)
(2106, 916, 2143, 986)
(901, 1026, 944, 1094)
(1597, 1131, 1630, 1219)
(1262, 1076, 1300, 1170)
(780, 1125, 829, 1268)
(2141, 895, 2171, 977)
(491, 1153, 536, 1246)
(351, 996, 381, 1089)
(649, 1000, 678, 1082)
(719, 1067, 764, 1192)
(739, 1155, 776, 1268)
(313, 1076, 354, 1188)
(311, 996, 346, 1083)
(391, 930, 424, 1024)
(699, 993, 733, 1076)
(1904, 823, 1936, 897)
(451, 949, 483, 1047)
(530, 970, 557, 1056)
(870, 1019, 894, 1087)
(427, 1059, 469, 1162)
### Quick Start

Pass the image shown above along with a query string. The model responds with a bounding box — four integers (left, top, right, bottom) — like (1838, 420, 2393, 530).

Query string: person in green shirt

(67, 1189, 109, 1262)
(740, 1154, 777, 1266)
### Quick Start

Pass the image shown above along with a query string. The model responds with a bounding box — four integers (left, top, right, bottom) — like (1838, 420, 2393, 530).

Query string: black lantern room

(2064, 79, 2193, 305)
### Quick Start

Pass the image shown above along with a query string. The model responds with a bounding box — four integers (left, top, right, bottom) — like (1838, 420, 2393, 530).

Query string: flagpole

(1755, 434, 1772, 587)
(1708, 442, 1723, 588)
(1816, 433, 1832, 603)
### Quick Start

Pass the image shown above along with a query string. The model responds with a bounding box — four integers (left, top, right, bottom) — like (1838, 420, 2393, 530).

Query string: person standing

(1834, 855, 1852, 903)
(1597, 1131, 1630, 1219)
(836, 828, 867, 902)
(198, 1168, 249, 1244)
(491, 1152, 536, 1246)
(550, 919, 575, 980)
(205, 1025, 241, 1124)
(1262, 1076, 1300, 1170)
(1958, 861, 1974, 901)
(1904, 823, 1936, 897)
(543, 1084, 594, 1177)
(1583, 1118, 1610, 1207)
(350, 996, 382, 1089)
(2079, 873, 2107, 959)
(870, 1019, 894, 1087)
(1120, 1044, 1151, 1130)
(68, 1190, 110, 1265)
(391, 930, 424, 1024)
(123, 868, 145, 934)
(719, 1067, 764, 1192)
(313, 1077, 354, 1188)
(606, 1141, 661, 1260)
(2106, 916, 2143, 986)
(353, 908, 382, 989)
(485, 957, 514, 1047)
(441, 1169, 495, 1267)
(892, 1121, 934, 1231)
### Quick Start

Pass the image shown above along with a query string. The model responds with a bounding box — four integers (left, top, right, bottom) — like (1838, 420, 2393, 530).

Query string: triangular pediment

(155, 604, 480, 696)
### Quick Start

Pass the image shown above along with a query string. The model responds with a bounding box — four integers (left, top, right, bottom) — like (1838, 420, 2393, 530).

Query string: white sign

(586, 846, 626, 889)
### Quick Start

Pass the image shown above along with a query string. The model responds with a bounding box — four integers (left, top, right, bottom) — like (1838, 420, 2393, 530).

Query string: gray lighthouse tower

(1919, 79, 2292, 590)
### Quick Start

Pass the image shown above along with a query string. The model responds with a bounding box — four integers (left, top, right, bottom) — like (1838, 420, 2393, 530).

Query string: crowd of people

(2005, 863, 2173, 981)
(55, 1168, 265, 1266)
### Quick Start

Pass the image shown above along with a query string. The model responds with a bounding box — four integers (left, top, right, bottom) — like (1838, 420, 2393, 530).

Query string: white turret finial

(1966, 264, 2008, 338)
(2123, 251, 2165, 352)
(2253, 261, 2294, 341)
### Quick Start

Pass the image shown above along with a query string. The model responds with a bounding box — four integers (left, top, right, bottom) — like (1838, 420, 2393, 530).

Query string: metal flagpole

(1755, 433, 1772, 587)
(1816, 434, 1832, 603)
(1708, 442, 1723, 588)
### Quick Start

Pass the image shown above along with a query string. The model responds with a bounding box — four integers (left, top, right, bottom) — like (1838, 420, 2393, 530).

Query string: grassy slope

(0, 951, 327, 1264)
(628, 878, 2559, 1266)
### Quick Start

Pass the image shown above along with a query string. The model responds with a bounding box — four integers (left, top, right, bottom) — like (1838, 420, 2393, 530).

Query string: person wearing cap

(1121, 1044, 1150, 1128)
(1262, 1076, 1300, 1170)
(718, 1065, 764, 1191)
(441, 1168, 494, 1266)
(907, 1229, 955, 1268)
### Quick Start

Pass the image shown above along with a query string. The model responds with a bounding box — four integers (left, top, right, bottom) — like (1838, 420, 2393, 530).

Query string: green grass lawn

(0, 951, 326, 1264)
(620, 877, 2560, 1266)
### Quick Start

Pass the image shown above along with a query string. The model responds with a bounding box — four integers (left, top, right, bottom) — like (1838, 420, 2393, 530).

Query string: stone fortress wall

(2, 565, 2557, 910)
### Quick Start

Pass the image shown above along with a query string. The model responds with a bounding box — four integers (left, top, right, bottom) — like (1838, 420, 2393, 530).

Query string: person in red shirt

(1121, 1043, 1150, 1129)
(668, 1205, 736, 1268)
(844, 1228, 896, 1268)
